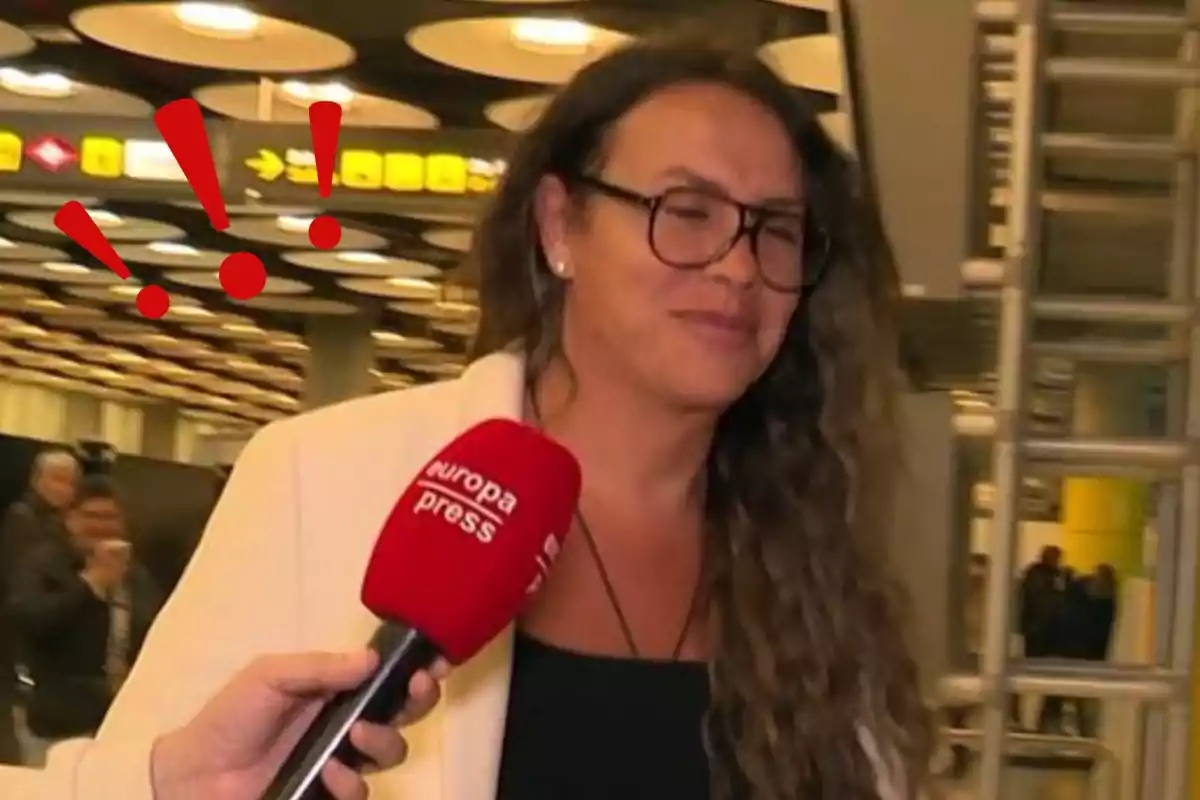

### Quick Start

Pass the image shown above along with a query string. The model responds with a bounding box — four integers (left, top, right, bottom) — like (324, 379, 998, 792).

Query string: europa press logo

(50, 98, 346, 320)
(410, 455, 562, 595)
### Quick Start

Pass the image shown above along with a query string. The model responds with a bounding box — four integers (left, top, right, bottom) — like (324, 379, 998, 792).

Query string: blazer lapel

(440, 631, 515, 800)
(454, 347, 528, 429)
(440, 349, 526, 800)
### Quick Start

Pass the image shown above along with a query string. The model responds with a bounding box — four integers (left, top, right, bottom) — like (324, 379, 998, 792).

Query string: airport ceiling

(0, 0, 852, 431)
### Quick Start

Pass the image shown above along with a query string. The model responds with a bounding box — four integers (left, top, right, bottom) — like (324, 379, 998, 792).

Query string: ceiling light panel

(406, 17, 628, 84)
(194, 82, 439, 128)
(72, 3, 356, 72)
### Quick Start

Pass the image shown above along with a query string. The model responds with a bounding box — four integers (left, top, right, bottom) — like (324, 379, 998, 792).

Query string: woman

(21, 31, 932, 800)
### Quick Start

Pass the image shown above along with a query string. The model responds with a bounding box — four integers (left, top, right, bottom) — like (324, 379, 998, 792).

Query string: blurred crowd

(1015, 545, 1118, 736)
(964, 546, 1118, 737)
(0, 447, 165, 767)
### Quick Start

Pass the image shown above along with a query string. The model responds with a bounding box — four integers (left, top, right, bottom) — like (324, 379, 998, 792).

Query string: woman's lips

(671, 309, 757, 345)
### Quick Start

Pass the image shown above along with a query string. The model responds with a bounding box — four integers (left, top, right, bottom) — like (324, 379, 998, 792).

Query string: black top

(496, 629, 717, 799)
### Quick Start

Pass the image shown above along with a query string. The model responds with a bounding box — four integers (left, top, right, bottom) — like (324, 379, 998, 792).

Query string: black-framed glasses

(574, 174, 831, 294)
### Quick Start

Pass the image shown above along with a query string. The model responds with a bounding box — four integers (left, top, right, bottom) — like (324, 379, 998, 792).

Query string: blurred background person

(0, 448, 79, 766)
(1017, 544, 1065, 730)
(1060, 563, 1118, 737)
(7, 476, 162, 765)
(1034, 563, 1076, 733)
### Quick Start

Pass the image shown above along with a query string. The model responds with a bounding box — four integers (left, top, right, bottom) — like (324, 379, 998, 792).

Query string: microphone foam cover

(361, 418, 581, 663)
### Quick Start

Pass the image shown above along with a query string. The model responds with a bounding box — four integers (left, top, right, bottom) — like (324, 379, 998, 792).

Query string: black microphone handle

(260, 622, 441, 800)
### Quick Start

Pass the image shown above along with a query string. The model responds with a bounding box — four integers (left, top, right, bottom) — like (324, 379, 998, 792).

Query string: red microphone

(262, 418, 581, 800)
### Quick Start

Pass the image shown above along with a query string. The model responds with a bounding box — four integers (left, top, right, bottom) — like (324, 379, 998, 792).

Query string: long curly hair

(468, 31, 933, 800)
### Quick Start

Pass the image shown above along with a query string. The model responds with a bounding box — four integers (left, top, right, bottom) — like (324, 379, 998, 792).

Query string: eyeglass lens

(650, 188, 810, 290)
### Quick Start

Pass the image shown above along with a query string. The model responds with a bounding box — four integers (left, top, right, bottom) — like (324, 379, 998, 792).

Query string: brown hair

(469, 31, 932, 800)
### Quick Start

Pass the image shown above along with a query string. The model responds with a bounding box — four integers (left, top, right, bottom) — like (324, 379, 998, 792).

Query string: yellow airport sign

(0, 132, 21, 173)
(245, 149, 285, 182)
(242, 144, 504, 196)
(80, 136, 124, 179)
(384, 153, 424, 192)
(341, 150, 383, 190)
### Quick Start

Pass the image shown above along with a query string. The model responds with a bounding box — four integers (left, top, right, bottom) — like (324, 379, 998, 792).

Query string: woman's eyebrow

(655, 165, 804, 209)
(656, 165, 725, 192)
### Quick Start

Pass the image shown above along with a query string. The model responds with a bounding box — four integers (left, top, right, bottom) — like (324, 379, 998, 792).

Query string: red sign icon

(26, 136, 78, 172)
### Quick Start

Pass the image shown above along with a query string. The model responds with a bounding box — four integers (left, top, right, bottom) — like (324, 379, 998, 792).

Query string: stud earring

(552, 260, 569, 277)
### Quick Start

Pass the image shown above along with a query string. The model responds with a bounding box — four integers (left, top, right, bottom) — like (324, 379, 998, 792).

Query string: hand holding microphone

(150, 650, 449, 800)
(150, 419, 580, 800)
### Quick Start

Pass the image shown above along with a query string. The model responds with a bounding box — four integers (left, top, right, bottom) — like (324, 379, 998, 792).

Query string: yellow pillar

(1058, 365, 1151, 578)
(1059, 479, 1147, 575)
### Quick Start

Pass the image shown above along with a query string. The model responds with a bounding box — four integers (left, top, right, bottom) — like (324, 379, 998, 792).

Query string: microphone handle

(260, 622, 441, 800)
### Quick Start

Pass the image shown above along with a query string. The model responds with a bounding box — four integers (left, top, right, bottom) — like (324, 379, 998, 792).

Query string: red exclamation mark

(53, 201, 170, 319)
(306, 101, 342, 250)
(155, 99, 266, 301)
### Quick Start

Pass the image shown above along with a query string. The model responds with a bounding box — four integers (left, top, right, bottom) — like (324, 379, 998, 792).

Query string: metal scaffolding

(970, 1, 1200, 799)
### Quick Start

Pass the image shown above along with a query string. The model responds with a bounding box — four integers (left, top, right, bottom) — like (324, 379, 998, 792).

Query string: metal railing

(966, 2, 1200, 799)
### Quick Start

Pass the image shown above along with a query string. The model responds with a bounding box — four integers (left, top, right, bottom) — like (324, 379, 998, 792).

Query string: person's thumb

(257, 650, 378, 699)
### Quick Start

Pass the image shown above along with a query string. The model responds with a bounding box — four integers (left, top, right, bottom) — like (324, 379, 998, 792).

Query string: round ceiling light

(0, 193, 97, 208)
(224, 216, 387, 249)
(0, 76, 152, 116)
(116, 242, 226, 269)
(27, 332, 83, 352)
(279, 79, 354, 107)
(277, 214, 312, 234)
(195, 82, 438, 128)
(422, 227, 472, 253)
(147, 241, 198, 257)
(390, 299, 480, 321)
(284, 250, 441, 279)
(510, 18, 594, 54)
(0, 242, 68, 262)
(338, 251, 386, 265)
(63, 285, 146, 305)
(0, 262, 120, 285)
(25, 298, 108, 320)
(0, 22, 35, 60)
(166, 270, 310, 295)
(8, 209, 183, 241)
(88, 209, 122, 228)
(0, 68, 74, 99)
(231, 295, 358, 315)
(339, 276, 441, 301)
(0, 74, 151, 118)
(71, 3, 356, 73)
(43, 261, 92, 276)
(372, 330, 442, 352)
(434, 319, 478, 337)
(174, 2, 260, 38)
(406, 16, 629, 84)
(485, 94, 550, 132)
(0, 283, 41, 299)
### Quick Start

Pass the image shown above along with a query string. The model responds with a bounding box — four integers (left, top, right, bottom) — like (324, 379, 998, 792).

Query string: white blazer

(5, 350, 902, 800)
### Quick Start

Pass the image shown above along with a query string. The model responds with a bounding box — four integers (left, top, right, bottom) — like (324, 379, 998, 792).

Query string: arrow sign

(244, 149, 284, 181)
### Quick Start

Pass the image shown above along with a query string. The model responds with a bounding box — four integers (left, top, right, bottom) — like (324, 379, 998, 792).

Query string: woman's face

(538, 82, 805, 410)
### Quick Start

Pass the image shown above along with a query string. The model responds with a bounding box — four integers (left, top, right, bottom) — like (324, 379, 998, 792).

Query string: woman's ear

(533, 174, 572, 272)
